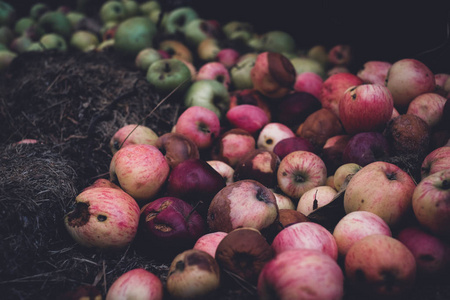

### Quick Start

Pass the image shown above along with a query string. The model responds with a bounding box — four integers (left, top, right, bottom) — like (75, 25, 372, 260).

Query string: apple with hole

(106, 268, 163, 300)
(385, 58, 436, 111)
(328, 44, 352, 66)
(99, 0, 126, 24)
(159, 39, 193, 63)
(146, 58, 192, 97)
(206, 160, 234, 185)
(64, 187, 140, 249)
(193, 231, 227, 258)
(273, 91, 322, 127)
(155, 132, 200, 169)
(226, 104, 269, 135)
(397, 226, 447, 276)
(277, 150, 327, 199)
(110, 124, 158, 155)
(230, 53, 257, 90)
(344, 161, 416, 228)
(345, 234, 416, 299)
(342, 131, 391, 167)
(293, 71, 323, 99)
(162, 6, 198, 35)
(165, 158, 226, 218)
(319, 72, 363, 117)
(356, 60, 392, 85)
(421, 146, 450, 179)
(272, 136, 315, 161)
(250, 51, 296, 99)
(174, 106, 221, 150)
(183, 79, 230, 119)
(332, 211, 391, 257)
(207, 179, 279, 234)
(271, 221, 338, 260)
(139, 196, 206, 253)
(183, 18, 219, 48)
(257, 249, 344, 300)
(166, 249, 220, 299)
(406, 92, 447, 128)
(297, 185, 337, 216)
(109, 144, 170, 203)
(339, 84, 394, 135)
(257, 122, 295, 152)
(412, 169, 450, 238)
(211, 128, 256, 168)
(333, 162, 362, 191)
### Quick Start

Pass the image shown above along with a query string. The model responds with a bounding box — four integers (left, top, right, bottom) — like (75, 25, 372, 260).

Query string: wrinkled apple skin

(257, 249, 344, 300)
(106, 268, 163, 300)
(64, 187, 140, 249)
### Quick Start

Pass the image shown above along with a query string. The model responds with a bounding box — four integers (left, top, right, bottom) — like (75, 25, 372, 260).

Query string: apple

(385, 58, 436, 111)
(319, 72, 364, 117)
(277, 150, 328, 200)
(13, 17, 34, 36)
(257, 249, 344, 300)
(196, 61, 231, 90)
(397, 226, 448, 276)
(222, 20, 253, 43)
(207, 160, 235, 185)
(165, 158, 226, 218)
(82, 178, 121, 192)
(114, 16, 157, 57)
(307, 44, 329, 67)
(271, 221, 338, 260)
(345, 234, 416, 299)
(321, 134, 352, 175)
(70, 30, 99, 52)
(257, 122, 295, 152)
(36, 11, 72, 39)
(228, 88, 272, 121)
(166, 249, 220, 299)
(99, 1, 126, 24)
(0, 1, 15, 26)
(183, 79, 230, 119)
(207, 179, 279, 234)
(290, 56, 326, 79)
(174, 105, 221, 150)
(250, 51, 296, 99)
(333, 162, 362, 191)
(332, 211, 392, 257)
(135, 47, 162, 71)
(293, 71, 323, 99)
(146, 58, 192, 97)
(30, 3, 49, 21)
(210, 128, 256, 168)
(254, 30, 296, 54)
(10, 35, 33, 53)
(106, 268, 163, 300)
(215, 48, 240, 69)
(412, 169, 450, 238)
(110, 144, 170, 203)
(297, 185, 338, 216)
(162, 6, 198, 35)
(339, 84, 394, 135)
(0, 50, 16, 71)
(155, 132, 200, 169)
(342, 132, 391, 167)
(344, 161, 416, 227)
(273, 193, 296, 210)
(273, 91, 322, 127)
(64, 187, 140, 249)
(225, 104, 269, 135)
(109, 124, 158, 155)
(183, 18, 219, 48)
(39, 33, 67, 52)
(230, 53, 257, 90)
(406, 92, 447, 128)
(272, 136, 315, 161)
(421, 146, 450, 179)
(193, 231, 228, 258)
(197, 37, 221, 62)
(139, 196, 206, 252)
(328, 44, 352, 66)
(357, 60, 392, 85)
(159, 39, 193, 63)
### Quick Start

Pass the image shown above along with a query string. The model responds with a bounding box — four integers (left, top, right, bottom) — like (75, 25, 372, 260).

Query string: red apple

(406, 92, 447, 128)
(356, 60, 392, 85)
(420, 146, 450, 179)
(211, 128, 256, 168)
(206, 160, 235, 185)
(257, 122, 295, 152)
(196, 61, 231, 90)
(215, 48, 240, 69)
(293, 71, 323, 99)
(342, 132, 391, 167)
(272, 136, 315, 160)
(106, 268, 163, 300)
(321, 134, 352, 175)
(273, 91, 322, 127)
(193, 231, 227, 258)
(225, 104, 269, 135)
(328, 44, 352, 66)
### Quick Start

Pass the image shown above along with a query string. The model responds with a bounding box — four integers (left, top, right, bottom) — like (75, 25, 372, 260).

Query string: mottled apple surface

(106, 268, 163, 300)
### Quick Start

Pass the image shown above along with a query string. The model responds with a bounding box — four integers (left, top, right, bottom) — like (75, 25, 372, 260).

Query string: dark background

(11, 0, 450, 73)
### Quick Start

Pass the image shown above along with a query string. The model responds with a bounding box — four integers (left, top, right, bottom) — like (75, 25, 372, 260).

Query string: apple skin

(206, 160, 235, 185)
(230, 53, 257, 90)
(273, 193, 296, 210)
(344, 161, 416, 228)
(332, 211, 392, 257)
(333, 162, 362, 192)
(257, 122, 295, 152)
(109, 124, 158, 155)
(109, 144, 170, 203)
(197, 37, 221, 62)
(342, 132, 391, 167)
(397, 226, 448, 276)
(228, 88, 272, 121)
(135, 48, 162, 71)
(290, 56, 326, 79)
(319, 72, 364, 117)
(356, 60, 392, 85)
(64, 187, 140, 250)
(385, 58, 436, 111)
(211, 128, 256, 168)
(257, 249, 344, 300)
(196, 61, 231, 90)
(155, 132, 200, 169)
(250, 51, 296, 99)
(277, 150, 328, 199)
(412, 169, 450, 238)
(100, 1, 126, 24)
(273, 91, 322, 127)
(175, 105, 221, 150)
(420, 146, 450, 179)
(70, 30, 99, 52)
(339, 84, 394, 135)
(106, 268, 163, 300)
(406, 92, 447, 128)
(225, 104, 269, 135)
(328, 44, 352, 66)
(114, 16, 157, 57)
(293, 71, 323, 99)
(297, 185, 337, 216)
(162, 6, 198, 35)
(193, 231, 228, 258)
(146, 58, 192, 97)
(158, 39, 193, 63)
(216, 48, 240, 69)
(272, 136, 315, 161)
(321, 134, 352, 175)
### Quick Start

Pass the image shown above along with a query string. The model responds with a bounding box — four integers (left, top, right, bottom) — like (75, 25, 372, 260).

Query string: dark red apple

(342, 132, 391, 166)
(273, 91, 321, 127)
(322, 135, 352, 175)
(272, 136, 315, 160)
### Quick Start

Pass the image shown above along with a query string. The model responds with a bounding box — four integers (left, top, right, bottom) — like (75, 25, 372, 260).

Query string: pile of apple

(2, 1, 450, 299)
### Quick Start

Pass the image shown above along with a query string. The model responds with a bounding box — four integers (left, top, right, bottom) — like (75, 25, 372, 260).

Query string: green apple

(37, 11, 72, 39)
(222, 20, 253, 43)
(14, 17, 35, 36)
(40, 33, 67, 51)
(0, 50, 16, 71)
(30, 3, 49, 21)
(26, 42, 44, 52)
(70, 30, 99, 52)
(184, 80, 230, 119)
(146, 58, 192, 97)
(0, 25, 12, 45)
(114, 16, 157, 57)
(184, 19, 217, 48)
(135, 47, 162, 71)
(164, 6, 198, 35)
(290, 57, 326, 79)
(10, 35, 33, 53)
(66, 11, 86, 29)
(140, 0, 160, 15)
(100, 1, 126, 24)
(254, 30, 296, 54)
(122, 0, 141, 18)
(230, 53, 257, 90)
(0, 1, 15, 26)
